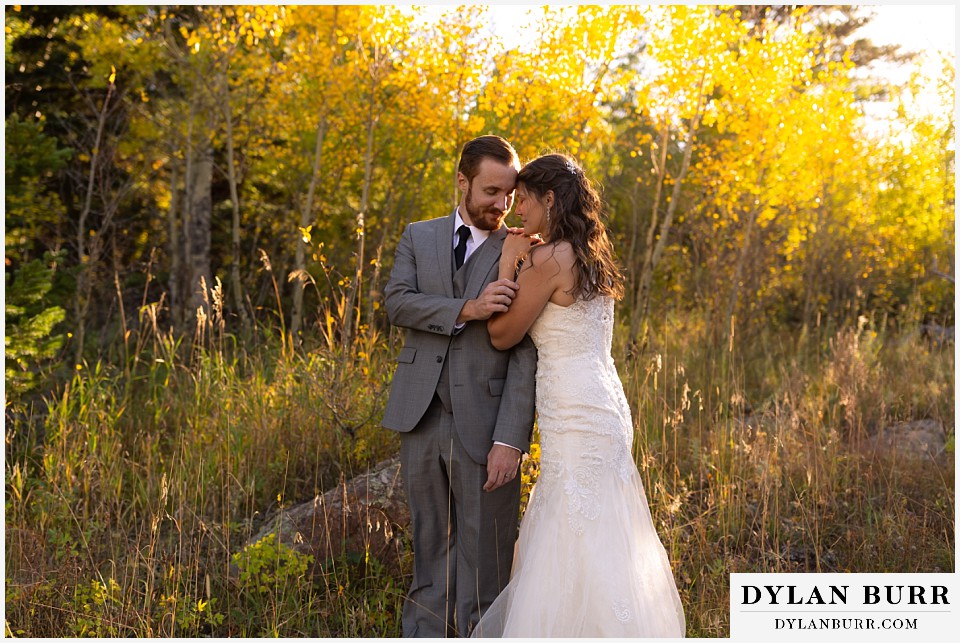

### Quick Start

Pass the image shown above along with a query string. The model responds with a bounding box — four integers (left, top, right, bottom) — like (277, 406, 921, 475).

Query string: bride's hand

(503, 232, 541, 262)
(500, 233, 543, 280)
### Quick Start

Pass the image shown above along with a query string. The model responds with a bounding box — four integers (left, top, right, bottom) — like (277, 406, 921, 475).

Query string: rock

(244, 455, 410, 574)
(865, 419, 947, 459)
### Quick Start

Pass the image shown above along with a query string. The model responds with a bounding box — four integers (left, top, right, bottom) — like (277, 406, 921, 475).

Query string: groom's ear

(456, 171, 470, 193)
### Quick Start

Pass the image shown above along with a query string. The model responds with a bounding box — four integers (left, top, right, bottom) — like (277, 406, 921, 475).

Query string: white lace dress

(473, 297, 686, 638)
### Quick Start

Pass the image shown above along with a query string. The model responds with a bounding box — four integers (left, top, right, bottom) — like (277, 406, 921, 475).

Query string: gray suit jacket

(381, 211, 537, 464)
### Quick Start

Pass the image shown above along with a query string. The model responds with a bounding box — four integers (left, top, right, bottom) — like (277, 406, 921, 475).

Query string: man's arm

(385, 224, 521, 333)
(491, 334, 537, 449)
(483, 334, 537, 491)
(456, 280, 520, 325)
(384, 223, 468, 335)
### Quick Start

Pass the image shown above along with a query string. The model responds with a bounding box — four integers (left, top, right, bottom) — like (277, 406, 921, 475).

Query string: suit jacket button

(436, 356, 443, 363)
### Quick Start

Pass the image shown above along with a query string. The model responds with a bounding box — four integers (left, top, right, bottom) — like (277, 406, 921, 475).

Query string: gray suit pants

(400, 394, 520, 637)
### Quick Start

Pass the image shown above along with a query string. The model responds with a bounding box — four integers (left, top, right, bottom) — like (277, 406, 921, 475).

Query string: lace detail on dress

(529, 297, 636, 532)
(562, 447, 603, 535)
(613, 599, 633, 623)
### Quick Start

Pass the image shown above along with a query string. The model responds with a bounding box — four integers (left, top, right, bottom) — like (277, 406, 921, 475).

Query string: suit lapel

(463, 226, 506, 299)
(434, 211, 457, 298)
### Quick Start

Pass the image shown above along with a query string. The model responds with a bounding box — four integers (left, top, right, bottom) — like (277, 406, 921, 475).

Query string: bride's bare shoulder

(524, 242, 577, 303)
(551, 240, 576, 262)
(529, 240, 575, 267)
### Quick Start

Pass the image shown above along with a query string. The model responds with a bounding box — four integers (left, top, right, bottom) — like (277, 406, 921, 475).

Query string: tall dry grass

(5, 276, 405, 636)
(616, 310, 954, 636)
(4, 283, 954, 637)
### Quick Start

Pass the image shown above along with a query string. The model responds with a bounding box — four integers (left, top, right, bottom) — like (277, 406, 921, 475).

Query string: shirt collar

(454, 208, 491, 245)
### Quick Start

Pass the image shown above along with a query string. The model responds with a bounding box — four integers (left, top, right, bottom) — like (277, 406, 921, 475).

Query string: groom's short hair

(458, 135, 520, 182)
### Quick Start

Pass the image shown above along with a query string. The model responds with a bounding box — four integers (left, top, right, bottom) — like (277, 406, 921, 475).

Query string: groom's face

(458, 158, 518, 231)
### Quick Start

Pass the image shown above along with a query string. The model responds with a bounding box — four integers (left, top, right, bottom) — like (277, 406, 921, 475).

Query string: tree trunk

(341, 54, 380, 352)
(723, 198, 762, 351)
(290, 117, 329, 344)
(803, 197, 828, 327)
(186, 126, 214, 324)
(177, 100, 197, 331)
(166, 163, 181, 332)
(341, 113, 374, 352)
(73, 79, 115, 362)
(221, 67, 252, 338)
(629, 74, 705, 353)
(628, 119, 670, 350)
(624, 179, 641, 314)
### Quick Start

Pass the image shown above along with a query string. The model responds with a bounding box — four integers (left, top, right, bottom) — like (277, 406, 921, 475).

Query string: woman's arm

(488, 242, 573, 350)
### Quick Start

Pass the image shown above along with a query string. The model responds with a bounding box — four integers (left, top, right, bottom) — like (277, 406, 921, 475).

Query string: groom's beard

(463, 184, 507, 231)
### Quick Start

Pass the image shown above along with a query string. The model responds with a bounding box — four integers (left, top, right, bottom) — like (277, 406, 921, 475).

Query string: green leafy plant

(230, 532, 316, 635)
(5, 252, 67, 402)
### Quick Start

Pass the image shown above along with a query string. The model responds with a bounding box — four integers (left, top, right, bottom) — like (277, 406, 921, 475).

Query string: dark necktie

(454, 225, 471, 270)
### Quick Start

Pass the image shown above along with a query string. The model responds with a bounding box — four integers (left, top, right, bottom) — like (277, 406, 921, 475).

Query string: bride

(473, 154, 686, 638)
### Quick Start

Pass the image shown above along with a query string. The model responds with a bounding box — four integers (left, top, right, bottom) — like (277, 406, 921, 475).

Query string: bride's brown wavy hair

(518, 153, 624, 301)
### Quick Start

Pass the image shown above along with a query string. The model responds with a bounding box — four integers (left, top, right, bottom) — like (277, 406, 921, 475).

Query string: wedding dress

(473, 296, 686, 638)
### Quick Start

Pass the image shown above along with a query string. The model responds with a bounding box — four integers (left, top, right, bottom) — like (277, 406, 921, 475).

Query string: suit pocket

(488, 378, 505, 396)
(397, 346, 417, 363)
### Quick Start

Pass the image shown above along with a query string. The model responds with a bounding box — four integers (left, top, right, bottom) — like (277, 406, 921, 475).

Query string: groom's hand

(483, 443, 522, 492)
(457, 279, 519, 323)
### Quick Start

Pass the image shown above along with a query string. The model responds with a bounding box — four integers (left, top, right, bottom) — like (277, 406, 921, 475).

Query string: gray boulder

(245, 455, 409, 574)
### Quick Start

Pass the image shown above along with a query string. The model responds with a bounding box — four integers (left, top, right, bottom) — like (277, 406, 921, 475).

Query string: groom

(382, 135, 537, 637)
